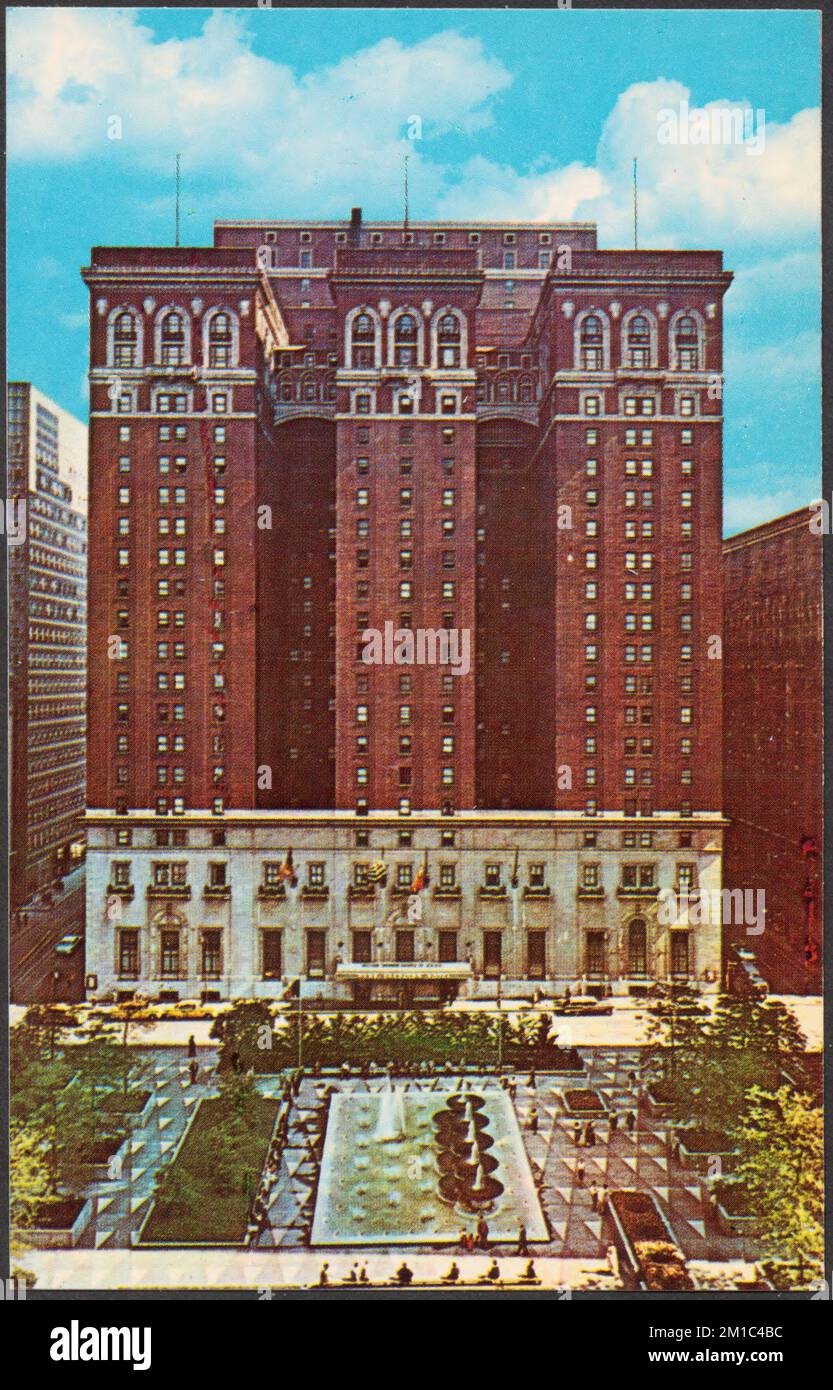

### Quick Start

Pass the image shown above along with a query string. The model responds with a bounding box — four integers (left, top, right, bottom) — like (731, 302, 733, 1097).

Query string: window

(580, 315, 604, 370)
(201, 930, 222, 978)
(113, 311, 138, 368)
(262, 931, 282, 980)
(675, 314, 699, 370)
(119, 929, 140, 978)
(208, 312, 233, 368)
(160, 311, 186, 366)
(161, 930, 180, 977)
(627, 919, 647, 975)
(627, 313, 651, 368)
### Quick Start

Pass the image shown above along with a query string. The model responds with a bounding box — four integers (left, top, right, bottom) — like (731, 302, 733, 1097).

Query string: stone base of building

(83, 808, 726, 1003)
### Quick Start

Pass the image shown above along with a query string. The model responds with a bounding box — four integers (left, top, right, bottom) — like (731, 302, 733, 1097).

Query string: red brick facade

(722, 510, 822, 992)
(83, 217, 730, 824)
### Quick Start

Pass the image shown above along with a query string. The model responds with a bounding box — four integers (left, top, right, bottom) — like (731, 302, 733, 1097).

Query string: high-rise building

(81, 214, 731, 1004)
(7, 383, 88, 999)
(722, 509, 822, 993)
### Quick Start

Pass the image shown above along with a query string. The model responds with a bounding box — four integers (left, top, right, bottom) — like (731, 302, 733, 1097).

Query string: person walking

(528, 1106, 539, 1134)
(187, 1034, 197, 1059)
(573, 1120, 582, 1146)
(589, 1182, 599, 1213)
(516, 1224, 529, 1256)
(188, 1057, 199, 1085)
(576, 1159, 586, 1188)
(625, 1109, 636, 1134)
(608, 1111, 619, 1137)
(585, 1120, 596, 1148)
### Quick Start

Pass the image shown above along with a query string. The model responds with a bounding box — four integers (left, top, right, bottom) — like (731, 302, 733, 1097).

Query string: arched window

(496, 379, 511, 404)
(580, 314, 604, 370)
(675, 314, 699, 370)
(519, 379, 533, 404)
(113, 311, 138, 368)
(627, 314, 651, 369)
(628, 918, 647, 975)
(394, 313, 418, 367)
(351, 312, 376, 369)
(438, 313, 461, 368)
(208, 312, 233, 368)
(160, 311, 186, 367)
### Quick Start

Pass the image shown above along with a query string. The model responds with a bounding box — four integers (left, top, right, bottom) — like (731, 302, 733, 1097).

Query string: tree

(732, 1087, 823, 1284)
(10, 1122, 57, 1256)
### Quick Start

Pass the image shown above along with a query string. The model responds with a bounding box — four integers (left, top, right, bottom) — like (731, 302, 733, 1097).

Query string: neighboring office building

(7, 382, 88, 1000)
(723, 509, 822, 994)
(81, 213, 731, 1003)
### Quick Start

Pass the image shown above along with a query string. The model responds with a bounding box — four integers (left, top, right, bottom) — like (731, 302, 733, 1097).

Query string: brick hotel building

(82, 213, 731, 1004)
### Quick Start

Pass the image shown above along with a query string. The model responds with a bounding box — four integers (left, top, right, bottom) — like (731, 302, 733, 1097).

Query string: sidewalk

(18, 1249, 617, 1292)
(11, 994, 822, 1050)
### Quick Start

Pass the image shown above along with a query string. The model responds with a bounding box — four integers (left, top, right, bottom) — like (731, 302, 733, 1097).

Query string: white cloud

(8, 14, 818, 248)
(7, 9, 512, 215)
(724, 490, 814, 535)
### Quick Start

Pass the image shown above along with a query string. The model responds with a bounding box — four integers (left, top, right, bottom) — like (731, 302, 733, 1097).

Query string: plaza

(16, 1032, 778, 1292)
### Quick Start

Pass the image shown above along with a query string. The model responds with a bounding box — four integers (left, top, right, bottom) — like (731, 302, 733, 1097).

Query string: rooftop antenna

(633, 156, 638, 250)
(175, 153, 181, 247)
(404, 154, 410, 234)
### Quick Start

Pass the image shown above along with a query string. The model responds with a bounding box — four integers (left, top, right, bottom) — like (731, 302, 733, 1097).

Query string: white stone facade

(84, 809, 725, 1003)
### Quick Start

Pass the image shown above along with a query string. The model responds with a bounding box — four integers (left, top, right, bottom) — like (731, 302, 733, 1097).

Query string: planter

(137, 1095, 281, 1247)
(714, 1181, 760, 1237)
(561, 1088, 607, 1117)
(64, 1133, 129, 1184)
(606, 1190, 694, 1291)
(100, 1089, 154, 1130)
(678, 1129, 738, 1175)
(25, 1196, 93, 1250)
(646, 1081, 684, 1117)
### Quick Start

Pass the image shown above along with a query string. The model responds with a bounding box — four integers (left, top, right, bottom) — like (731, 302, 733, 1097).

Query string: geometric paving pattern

(72, 1045, 755, 1267)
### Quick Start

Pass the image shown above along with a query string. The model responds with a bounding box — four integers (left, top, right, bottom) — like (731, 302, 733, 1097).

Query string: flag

(800, 834, 819, 858)
(279, 849, 298, 888)
(411, 854, 429, 894)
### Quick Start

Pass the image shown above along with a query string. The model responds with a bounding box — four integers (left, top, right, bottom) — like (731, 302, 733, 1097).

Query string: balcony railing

(301, 884, 329, 900)
(258, 883, 287, 900)
(348, 883, 375, 901)
(577, 886, 605, 900)
(523, 885, 551, 898)
(479, 885, 507, 899)
(203, 884, 231, 900)
(107, 883, 135, 900)
(147, 884, 191, 899)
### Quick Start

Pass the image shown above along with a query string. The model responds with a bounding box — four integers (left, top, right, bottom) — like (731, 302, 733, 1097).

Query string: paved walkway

(18, 1046, 756, 1290)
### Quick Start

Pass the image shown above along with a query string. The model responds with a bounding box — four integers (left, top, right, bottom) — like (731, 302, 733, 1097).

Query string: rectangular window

(306, 930, 326, 978)
(262, 930, 282, 979)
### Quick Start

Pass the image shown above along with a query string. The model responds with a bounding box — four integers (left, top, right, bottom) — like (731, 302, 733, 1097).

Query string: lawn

(139, 1096, 280, 1245)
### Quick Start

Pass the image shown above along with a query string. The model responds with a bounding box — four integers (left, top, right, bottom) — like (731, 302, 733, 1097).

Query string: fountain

(373, 1078, 407, 1142)
(311, 1088, 548, 1244)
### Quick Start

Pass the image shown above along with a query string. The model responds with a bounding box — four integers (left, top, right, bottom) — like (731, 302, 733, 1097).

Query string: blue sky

(7, 7, 820, 532)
